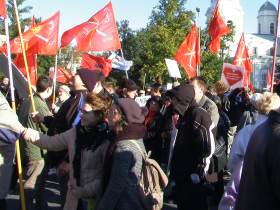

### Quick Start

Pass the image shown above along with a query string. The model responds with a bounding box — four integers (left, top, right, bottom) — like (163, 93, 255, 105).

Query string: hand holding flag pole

(2, 1, 27, 209)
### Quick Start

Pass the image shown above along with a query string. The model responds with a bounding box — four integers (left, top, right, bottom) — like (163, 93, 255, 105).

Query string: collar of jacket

(198, 95, 207, 107)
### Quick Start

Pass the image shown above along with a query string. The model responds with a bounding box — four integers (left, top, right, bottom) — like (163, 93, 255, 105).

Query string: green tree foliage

(118, 0, 235, 86)
(120, 0, 194, 85)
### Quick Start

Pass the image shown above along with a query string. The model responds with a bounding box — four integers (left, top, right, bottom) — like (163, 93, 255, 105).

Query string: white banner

(165, 58, 181, 78)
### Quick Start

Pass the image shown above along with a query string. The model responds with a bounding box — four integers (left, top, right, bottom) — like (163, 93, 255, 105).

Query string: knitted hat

(168, 83, 195, 116)
(77, 68, 105, 91)
(117, 98, 147, 124)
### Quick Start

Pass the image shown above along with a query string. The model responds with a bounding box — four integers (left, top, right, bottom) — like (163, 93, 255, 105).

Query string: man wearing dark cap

(169, 83, 215, 210)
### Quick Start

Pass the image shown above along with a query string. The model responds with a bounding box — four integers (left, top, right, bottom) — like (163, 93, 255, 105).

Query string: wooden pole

(120, 49, 129, 79)
(13, 0, 36, 112)
(52, 53, 59, 105)
(4, 8, 27, 210)
(271, 0, 280, 92)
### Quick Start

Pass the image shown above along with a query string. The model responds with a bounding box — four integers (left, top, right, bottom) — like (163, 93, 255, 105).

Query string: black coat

(235, 110, 280, 210)
(171, 105, 213, 179)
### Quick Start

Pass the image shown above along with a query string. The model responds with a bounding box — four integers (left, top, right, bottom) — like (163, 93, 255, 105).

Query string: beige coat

(34, 128, 108, 210)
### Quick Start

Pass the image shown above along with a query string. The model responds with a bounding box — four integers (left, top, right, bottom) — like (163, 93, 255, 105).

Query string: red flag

(233, 33, 253, 88)
(6, 12, 60, 55)
(49, 66, 73, 84)
(0, 0, 7, 19)
(81, 53, 112, 77)
(61, 2, 121, 52)
(175, 24, 199, 79)
(267, 67, 272, 89)
(208, 1, 230, 53)
(14, 53, 37, 86)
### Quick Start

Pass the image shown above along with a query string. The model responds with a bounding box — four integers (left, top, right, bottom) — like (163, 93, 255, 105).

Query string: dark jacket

(171, 105, 213, 178)
(143, 111, 163, 162)
(235, 110, 280, 210)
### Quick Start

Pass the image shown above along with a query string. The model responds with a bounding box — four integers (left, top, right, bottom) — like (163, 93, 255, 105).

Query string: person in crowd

(0, 92, 26, 210)
(143, 96, 163, 163)
(34, 69, 109, 209)
(98, 97, 147, 210)
(0, 77, 9, 96)
(0, 76, 19, 106)
(52, 85, 71, 114)
(228, 92, 278, 173)
(120, 78, 139, 99)
(236, 92, 262, 132)
(234, 93, 280, 210)
(169, 83, 215, 210)
(214, 80, 230, 99)
(138, 89, 145, 97)
(150, 82, 162, 98)
(103, 80, 119, 102)
(22, 92, 113, 210)
(18, 75, 53, 210)
(191, 76, 219, 127)
(145, 86, 151, 96)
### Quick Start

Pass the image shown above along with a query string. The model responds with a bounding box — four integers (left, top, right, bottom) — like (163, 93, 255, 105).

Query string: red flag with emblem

(208, 0, 230, 53)
(0, 0, 7, 19)
(61, 2, 121, 52)
(175, 24, 199, 79)
(81, 53, 112, 77)
(233, 33, 254, 91)
(49, 66, 73, 84)
(14, 53, 37, 85)
(5, 12, 60, 55)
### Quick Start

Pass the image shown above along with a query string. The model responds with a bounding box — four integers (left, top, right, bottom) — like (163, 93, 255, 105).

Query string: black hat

(169, 83, 195, 116)
(117, 98, 147, 124)
(77, 68, 105, 91)
(121, 78, 139, 91)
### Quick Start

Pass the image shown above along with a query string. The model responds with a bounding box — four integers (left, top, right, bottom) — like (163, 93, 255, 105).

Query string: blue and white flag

(109, 52, 133, 71)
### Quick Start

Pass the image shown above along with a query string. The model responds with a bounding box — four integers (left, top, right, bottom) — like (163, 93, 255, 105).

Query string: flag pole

(13, 0, 36, 112)
(52, 52, 59, 105)
(271, 0, 280, 93)
(196, 8, 201, 76)
(4, 10, 27, 210)
(120, 49, 129, 79)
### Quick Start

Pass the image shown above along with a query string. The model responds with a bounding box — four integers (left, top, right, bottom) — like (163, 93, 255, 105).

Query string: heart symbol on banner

(223, 67, 243, 86)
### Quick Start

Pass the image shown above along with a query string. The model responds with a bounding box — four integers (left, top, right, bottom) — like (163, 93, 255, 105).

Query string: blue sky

(25, 0, 278, 36)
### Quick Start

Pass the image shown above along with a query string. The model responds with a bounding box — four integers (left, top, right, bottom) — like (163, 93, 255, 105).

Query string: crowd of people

(0, 69, 280, 210)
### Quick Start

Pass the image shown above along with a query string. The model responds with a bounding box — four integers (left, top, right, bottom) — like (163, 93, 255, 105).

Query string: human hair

(84, 92, 113, 121)
(191, 76, 207, 93)
(214, 80, 230, 96)
(36, 75, 52, 93)
(256, 92, 280, 115)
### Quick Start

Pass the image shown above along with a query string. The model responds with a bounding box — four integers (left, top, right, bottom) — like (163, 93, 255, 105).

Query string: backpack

(130, 140, 169, 210)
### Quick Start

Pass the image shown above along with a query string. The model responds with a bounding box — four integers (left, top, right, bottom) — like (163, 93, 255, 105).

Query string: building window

(270, 23, 274, 35)
(258, 23, 261, 34)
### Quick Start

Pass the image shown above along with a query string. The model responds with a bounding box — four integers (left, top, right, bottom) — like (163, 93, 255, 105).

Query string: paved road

(7, 174, 177, 210)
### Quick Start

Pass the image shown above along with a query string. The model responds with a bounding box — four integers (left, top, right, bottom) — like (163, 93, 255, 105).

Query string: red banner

(61, 2, 121, 52)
